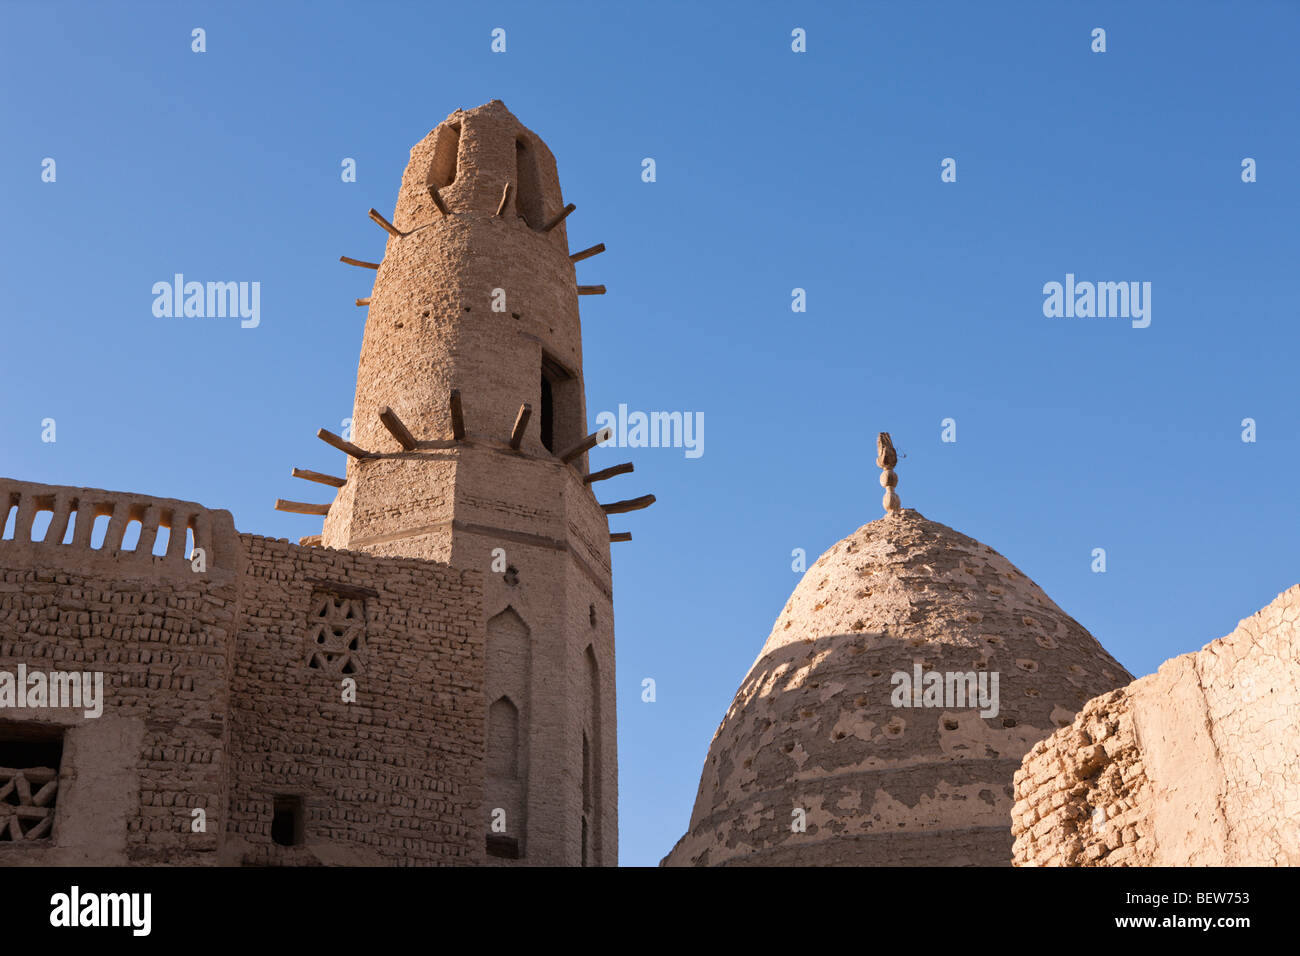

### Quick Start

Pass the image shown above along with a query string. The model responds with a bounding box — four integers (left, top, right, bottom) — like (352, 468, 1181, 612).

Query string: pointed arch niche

(582, 644, 603, 865)
(485, 606, 531, 859)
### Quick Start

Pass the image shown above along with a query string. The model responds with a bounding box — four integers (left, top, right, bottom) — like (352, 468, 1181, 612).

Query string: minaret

(293, 101, 648, 865)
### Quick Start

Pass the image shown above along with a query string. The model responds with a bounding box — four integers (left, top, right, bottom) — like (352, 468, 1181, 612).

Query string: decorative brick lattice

(0, 767, 58, 841)
(306, 591, 365, 676)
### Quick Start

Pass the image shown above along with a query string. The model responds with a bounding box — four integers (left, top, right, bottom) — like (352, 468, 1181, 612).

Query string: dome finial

(877, 432, 901, 515)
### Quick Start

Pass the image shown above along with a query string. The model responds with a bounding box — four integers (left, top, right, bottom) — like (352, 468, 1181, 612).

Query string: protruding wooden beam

(495, 182, 513, 218)
(317, 428, 374, 460)
(542, 203, 576, 233)
(292, 467, 346, 488)
(601, 494, 656, 515)
(509, 403, 532, 450)
(275, 499, 331, 516)
(569, 242, 605, 263)
(609, 532, 632, 543)
(559, 427, 612, 464)
(449, 389, 467, 441)
(427, 184, 449, 216)
(584, 462, 633, 484)
(577, 285, 606, 296)
(368, 208, 402, 238)
(378, 406, 417, 451)
(355, 298, 371, 307)
(340, 256, 380, 270)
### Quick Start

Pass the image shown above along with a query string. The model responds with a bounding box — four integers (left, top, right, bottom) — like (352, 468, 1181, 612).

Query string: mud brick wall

(1013, 584, 1300, 866)
(223, 534, 485, 866)
(0, 478, 240, 865)
(1011, 689, 1153, 865)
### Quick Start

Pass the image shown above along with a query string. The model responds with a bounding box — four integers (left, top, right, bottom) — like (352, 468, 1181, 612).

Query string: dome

(662, 508, 1132, 866)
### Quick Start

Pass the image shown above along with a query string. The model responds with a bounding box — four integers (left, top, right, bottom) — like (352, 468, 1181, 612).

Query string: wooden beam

(368, 208, 402, 238)
(509, 403, 532, 450)
(340, 256, 380, 270)
(570, 242, 605, 263)
(559, 427, 612, 464)
(495, 182, 513, 217)
(304, 577, 380, 600)
(355, 298, 371, 307)
(541, 202, 576, 232)
(317, 428, 373, 460)
(427, 184, 449, 216)
(378, 406, 417, 450)
(449, 389, 467, 441)
(609, 532, 632, 543)
(584, 462, 633, 484)
(275, 499, 330, 516)
(601, 494, 656, 515)
(577, 285, 606, 296)
(292, 467, 345, 488)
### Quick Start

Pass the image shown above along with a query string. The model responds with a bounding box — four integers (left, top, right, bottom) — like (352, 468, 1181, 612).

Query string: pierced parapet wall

(0, 478, 236, 576)
(1013, 584, 1300, 866)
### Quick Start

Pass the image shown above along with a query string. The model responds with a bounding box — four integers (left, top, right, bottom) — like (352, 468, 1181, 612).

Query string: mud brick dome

(663, 508, 1132, 866)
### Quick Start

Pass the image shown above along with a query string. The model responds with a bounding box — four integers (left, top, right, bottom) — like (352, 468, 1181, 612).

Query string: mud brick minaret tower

(307, 101, 645, 866)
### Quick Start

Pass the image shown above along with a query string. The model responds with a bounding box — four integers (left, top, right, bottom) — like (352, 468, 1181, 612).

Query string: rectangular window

(486, 834, 520, 859)
(541, 353, 582, 459)
(271, 794, 305, 847)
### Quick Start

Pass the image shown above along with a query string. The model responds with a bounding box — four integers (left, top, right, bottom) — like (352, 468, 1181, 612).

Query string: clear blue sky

(2, 2, 1296, 867)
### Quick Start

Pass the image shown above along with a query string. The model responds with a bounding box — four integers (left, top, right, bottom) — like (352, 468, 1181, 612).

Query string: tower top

(877, 432, 901, 515)
(392, 99, 568, 230)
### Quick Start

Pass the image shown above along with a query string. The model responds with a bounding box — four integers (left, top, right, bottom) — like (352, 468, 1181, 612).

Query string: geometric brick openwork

(0, 766, 59, 841)
(306, 590, 366, 676)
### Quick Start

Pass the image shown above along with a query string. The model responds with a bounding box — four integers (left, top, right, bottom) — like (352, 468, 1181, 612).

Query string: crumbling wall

(1013, 584, 1300, 866)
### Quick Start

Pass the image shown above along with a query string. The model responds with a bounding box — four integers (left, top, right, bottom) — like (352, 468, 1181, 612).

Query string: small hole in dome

(422, 310, 430, 317)
(464, 305, 472, 312)
(511, 312, 521, 319)
(503, 566, 519, 587)
(395, 321, 404, 329)
(1002, 718, 1017, 728)
(943, 718, 959, 731)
